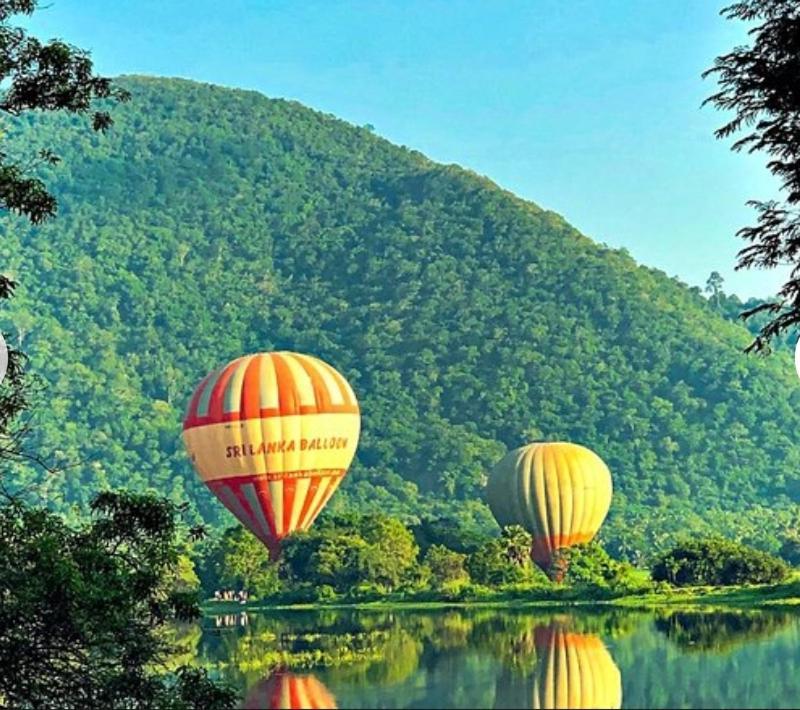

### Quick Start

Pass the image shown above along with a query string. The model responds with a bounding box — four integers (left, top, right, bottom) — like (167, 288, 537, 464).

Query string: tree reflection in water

(189, 608, 799, 708)
(654, 610, 793, 653)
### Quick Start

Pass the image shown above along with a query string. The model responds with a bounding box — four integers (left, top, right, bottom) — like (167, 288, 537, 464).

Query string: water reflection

(655, 610, 793, 653)
(213, 612, 249, 628)
(530, 624, 621, 709)
(243, 670, 337, 710)
(492, 621, 621, 710)
(184, 607, 800, 709)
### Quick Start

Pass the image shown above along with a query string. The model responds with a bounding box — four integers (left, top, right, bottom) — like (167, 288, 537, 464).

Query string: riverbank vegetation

(190, 604, 800, 698)
(190, 513, 798, 611)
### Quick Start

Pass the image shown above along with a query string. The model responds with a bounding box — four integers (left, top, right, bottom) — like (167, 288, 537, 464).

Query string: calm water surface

(189, 607, 800, 708)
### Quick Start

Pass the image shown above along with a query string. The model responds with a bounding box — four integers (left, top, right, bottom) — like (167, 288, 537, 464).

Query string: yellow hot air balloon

(486, 442, 612, 572)
(183, 352, 360, 558)
(531, 624, 622, 709)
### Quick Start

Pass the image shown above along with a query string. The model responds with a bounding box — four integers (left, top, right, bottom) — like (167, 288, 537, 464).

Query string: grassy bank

(200, 576, 800, 615)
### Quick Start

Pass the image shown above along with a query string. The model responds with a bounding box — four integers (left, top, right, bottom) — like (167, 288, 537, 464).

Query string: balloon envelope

(486, 442, 612, 570)
(183, 352, 360, 557)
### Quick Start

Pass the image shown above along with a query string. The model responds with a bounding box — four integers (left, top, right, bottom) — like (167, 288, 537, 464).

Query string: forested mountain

(2, 76, 799, 557)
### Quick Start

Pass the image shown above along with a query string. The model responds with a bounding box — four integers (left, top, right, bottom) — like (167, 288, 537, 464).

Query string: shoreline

(200, 579, 800, 615)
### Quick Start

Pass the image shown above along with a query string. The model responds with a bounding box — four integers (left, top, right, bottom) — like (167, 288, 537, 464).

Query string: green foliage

(0, 492, 236, 708)
(651, 537, 791, 587)
(357, 514, 420, 589)
(199, 527, 281, 598)
(422, 544, 469, 589)
(655, 610, 794, 654)
(704, 0, 800, 349)
(169, 553, 201, 593)
(555, 542, 641, 591)
(466, 526, 543, 586)
(280, 514, 420, 595)
(412, 516, 490, 555)
(778, 532, 800, 566)
(0, 0, 128, 230)
(2, 77, 800, 555)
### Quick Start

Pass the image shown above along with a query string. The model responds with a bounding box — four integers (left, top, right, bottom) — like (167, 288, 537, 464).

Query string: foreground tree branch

(704, 0, 800, 351)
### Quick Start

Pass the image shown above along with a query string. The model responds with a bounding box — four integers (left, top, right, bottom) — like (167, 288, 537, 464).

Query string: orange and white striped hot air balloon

(183, 352, 360, 558)
(486, 442, 612, 574)
(242, 671, 337, 710)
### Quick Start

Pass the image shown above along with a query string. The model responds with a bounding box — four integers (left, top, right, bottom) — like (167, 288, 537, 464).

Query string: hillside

(1, 76, 799, 557)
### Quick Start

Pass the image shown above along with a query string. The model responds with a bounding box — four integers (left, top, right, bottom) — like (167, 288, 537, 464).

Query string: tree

(422, 544, 469, 589)
(651, 537, 790, 586)
(356, 514, 420, 590)
(704, 0, 800, 350)
(7, 73, 800, 559)
(552, 542, 639, 591)
(778, 531, 800, 565)
(705, 271, 725, 308)
(0, 0, 130, 333)
(0, 5, 232, 706)
(412, 516, 488, 555)
(202, 527, 281, 598)
(467, 527, 542, 587)
(280, 514, 421, 595)
(0, 1, 128, 226)
(0, 491, 236, 708)
(281, 530, 363, 594)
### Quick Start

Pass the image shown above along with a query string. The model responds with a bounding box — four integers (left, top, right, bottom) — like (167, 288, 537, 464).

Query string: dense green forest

(2, 76, 799, 559)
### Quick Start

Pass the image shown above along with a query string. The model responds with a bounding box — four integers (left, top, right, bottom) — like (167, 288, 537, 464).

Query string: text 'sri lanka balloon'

(531, 625, 622, 709)
(486, 442, 612, 571)
(183, 352, 360, 558)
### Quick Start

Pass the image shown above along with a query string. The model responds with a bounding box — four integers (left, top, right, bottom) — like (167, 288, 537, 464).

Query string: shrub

(651, 537, 790, 587)
(466, 527, 546, 587)
(554, 542, 643, 592)
(423, 545, 470, 589)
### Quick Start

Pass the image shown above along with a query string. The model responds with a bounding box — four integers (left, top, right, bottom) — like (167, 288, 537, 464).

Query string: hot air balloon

(530, 624, 622, 709)
(183, 352, 360, 558)
(243, 671, 337, 710)
(486, 442, 612, 574)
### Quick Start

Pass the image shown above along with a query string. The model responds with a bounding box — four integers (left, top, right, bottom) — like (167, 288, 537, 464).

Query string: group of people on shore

(213, 588, 249, 604)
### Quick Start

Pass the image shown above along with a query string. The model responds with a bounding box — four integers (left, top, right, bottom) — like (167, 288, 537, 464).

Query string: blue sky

(28, 0, 783, 297)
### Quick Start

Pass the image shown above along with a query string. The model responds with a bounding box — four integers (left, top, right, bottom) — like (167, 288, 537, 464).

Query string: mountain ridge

(1, 76, 798, 556)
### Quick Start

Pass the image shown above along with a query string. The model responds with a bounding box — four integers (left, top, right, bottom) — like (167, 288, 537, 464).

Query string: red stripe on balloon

(183, 404, 359, 429)
(288, 676, 302, 708)
(282, 478, 298, 537)
(253, 476, 279, 541)
(206, 359, 243, 422)
(240, 354, 263, 420)
(183, 372, 211, 425)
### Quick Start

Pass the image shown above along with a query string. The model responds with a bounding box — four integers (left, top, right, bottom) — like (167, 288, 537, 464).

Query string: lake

(187, 607, 800, 708)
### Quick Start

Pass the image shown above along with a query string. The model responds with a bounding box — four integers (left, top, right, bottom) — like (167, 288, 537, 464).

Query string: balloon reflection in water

(530, 625, 621, 709)
(242, 671, 337, 710)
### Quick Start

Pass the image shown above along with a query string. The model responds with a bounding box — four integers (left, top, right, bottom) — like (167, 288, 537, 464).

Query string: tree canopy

(705, 0, 800, 349)
(2, 77, 800, 557)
